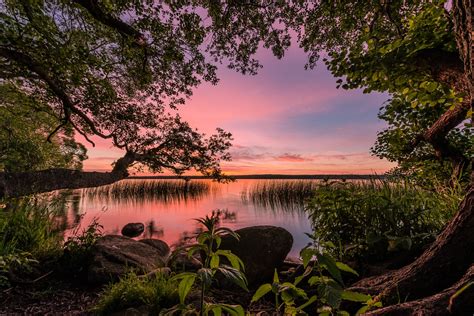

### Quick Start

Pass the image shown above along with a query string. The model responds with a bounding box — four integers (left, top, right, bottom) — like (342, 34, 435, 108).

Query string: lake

(66, 179, 318, 258)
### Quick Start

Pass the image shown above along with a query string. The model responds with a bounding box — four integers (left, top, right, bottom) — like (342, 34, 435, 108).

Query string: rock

(168, 252, 202, 272)
(121, 223, 145, 238)
(88, 235, 167, 284)
(139, 239, 170, 259)
(220, 226, 293, 285)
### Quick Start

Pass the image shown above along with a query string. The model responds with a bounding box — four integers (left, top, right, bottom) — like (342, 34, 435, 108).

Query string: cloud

(274, 153, 313, 162)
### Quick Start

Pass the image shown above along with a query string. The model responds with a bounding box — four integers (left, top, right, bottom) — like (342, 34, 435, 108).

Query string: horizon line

(128, 174, 386, 180)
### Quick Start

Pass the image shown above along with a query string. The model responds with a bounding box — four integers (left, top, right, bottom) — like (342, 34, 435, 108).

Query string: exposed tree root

(365, 265, 474, 316)
(350, 189, 474, 306)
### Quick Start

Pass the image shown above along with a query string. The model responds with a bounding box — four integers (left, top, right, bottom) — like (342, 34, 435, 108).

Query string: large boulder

(220, 226, 293, 285)
(139, 238, 170, 260)
(88, 235, 167, 284)
(121, 223, 145, 238)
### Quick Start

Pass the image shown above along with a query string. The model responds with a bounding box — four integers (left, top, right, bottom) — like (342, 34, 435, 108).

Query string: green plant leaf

(336, 262, 359, 276)
(252, 283, 272, 302)
(300, 247, 314, 268)
(217, 265, 248, 291)
(216, 249, 244, 271)
(317, 253, 343, 285)
(210, 253, 220, 269)
(219, 304, 245, 316)
(173, 273, 196, 304)
(198, 268, 213, 288)
(340, 290, 371, 302)
(273, 268, 280, 284)
(294, 266, 313, 285)
(297, 294, 317, 311)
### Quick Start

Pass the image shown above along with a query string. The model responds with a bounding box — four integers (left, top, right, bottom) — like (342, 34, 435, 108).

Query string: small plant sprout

(251, 268, 317, 315)
(169, 210, 247, 316)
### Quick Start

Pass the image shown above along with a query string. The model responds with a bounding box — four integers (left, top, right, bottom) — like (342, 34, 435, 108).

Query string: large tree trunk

(352, 188, 474, 303)
(365, 264, 474, 316)
(0, 152, 135, 198)
(352, 1, 474, 313)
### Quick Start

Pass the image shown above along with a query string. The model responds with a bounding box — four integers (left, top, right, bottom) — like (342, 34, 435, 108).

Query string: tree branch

(0, 47, 114, 142)
(72, 0, 146, 47)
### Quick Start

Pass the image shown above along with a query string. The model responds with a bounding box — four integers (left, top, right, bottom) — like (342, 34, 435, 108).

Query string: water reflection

(66, 179, 314, 257)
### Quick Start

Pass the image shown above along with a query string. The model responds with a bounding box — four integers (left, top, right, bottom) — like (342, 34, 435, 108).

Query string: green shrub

(0, 200, 62, 259)
(306, 179, 462, 262)
(0, 199, 63, 286)
(61, 218, 103, 277)
(94, 272, 179, 315)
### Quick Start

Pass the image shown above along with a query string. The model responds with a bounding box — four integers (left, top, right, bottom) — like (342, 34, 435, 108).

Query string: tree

(371, 96, 472, 188)
(286, 0, 473, 313)
(0, 83, 87, 172)
(0, 0, 293, 197)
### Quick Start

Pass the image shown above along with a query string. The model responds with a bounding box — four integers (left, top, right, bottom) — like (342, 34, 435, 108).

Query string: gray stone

(121, 223, 145, 238)
(88, 235, 166, 284)
(220, 226, 293, 285)
(139, 239, 170, 259)
(167, 252, 202, 272)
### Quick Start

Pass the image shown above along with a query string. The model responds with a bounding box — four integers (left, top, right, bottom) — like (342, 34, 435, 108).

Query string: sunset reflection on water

(68, 179, 313, 257)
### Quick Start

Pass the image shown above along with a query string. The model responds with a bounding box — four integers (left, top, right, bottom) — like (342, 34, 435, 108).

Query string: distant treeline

(128, 174, 386, 180)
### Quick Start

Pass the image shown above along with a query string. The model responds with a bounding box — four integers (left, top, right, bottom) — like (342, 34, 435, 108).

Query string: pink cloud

(275, 153, 313, 162)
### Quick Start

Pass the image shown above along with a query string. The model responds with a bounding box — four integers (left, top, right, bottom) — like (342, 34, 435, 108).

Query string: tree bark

(351, 188, 474, 302)
(365, 265, 474, 316)
(0, 152, 136, 198)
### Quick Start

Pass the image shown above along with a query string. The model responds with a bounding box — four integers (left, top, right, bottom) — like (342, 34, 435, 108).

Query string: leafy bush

(94, 272, 179, 315)
(0, 200, 62, 259)
(306, 179, 462, 262)
(0, 200, 63, 286)
(61, 218, 103, 277)
(252, 241, 379, 315)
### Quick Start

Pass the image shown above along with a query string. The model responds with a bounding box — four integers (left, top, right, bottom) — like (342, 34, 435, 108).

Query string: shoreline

(128, 174, 386, 180)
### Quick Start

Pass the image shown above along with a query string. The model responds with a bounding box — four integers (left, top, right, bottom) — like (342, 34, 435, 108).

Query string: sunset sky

(82, 45, 396, 175)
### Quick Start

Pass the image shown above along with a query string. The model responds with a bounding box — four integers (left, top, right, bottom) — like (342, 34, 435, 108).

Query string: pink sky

(81, 45, 396, 175)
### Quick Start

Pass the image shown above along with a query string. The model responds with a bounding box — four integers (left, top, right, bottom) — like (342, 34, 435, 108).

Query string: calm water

(67, 179, 315, 257)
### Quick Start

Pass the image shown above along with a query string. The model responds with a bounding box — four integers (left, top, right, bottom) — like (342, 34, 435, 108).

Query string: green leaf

(273, 268, 280, 284)
(336, 262, 359, 276)
(175, 273, 196, 304)
(251, 283, 272, 302)
(216, 250, 244, 271)
(296, 295, 317, 311)
(318, 282, 342, 309)
(300, 248, 314, 268)
(341, 290, 371, 302)
(219, 304, 245, 316)
(217, 265, 248, 291)
(317, 253, 343, 285)
(210, 306, 222, 316)
(210, 253, 220, 269)
(294, 266, 313, 285)
(198, 268, 213, 288)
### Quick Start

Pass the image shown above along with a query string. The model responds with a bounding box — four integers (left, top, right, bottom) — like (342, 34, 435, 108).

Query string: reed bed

(243, 180, 321, 211)
(83, 180, 210, 203)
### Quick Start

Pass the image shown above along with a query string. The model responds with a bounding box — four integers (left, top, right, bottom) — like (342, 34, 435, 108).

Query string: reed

(83, 179, 210, 203)
(243, 180, 321, 211)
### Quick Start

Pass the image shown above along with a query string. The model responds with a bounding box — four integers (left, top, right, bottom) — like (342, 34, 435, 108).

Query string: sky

(82, 45, 396, 175)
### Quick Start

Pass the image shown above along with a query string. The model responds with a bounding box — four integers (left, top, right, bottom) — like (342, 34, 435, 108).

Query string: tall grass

(94, 272, 179, 315)
(306, 179, 464, 262)
(243, 180, 322, 211)
(0, 200, 62, 259)
(83, 179, 210, 203)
